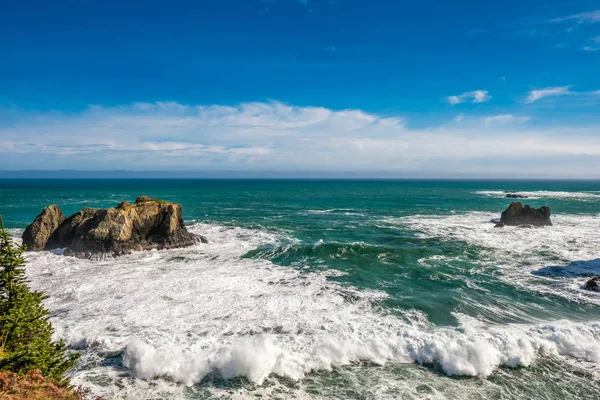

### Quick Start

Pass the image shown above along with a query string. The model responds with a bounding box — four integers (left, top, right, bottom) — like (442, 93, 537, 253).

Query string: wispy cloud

(526, 86, 572, 103)
(582, 46, 599, 51)
(552, 10, 600, 23)
(447, 90, 491, 105)
(1, 101, 600, 177)
(483, 114, 530, 125)
(525, 86, 600, 103)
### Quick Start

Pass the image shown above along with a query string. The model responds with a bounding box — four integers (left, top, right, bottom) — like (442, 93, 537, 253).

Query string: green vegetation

(0, 215, 78, 385)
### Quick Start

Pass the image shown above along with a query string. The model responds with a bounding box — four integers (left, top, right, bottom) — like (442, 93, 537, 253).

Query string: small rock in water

(500, 202, 552, 227)
(584, 277, 600, 292)
(506, 194, 528, 199)
(494, 222, 505, 228)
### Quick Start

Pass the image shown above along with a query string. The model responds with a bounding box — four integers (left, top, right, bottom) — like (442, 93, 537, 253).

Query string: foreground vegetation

(0, 216, 87, 399)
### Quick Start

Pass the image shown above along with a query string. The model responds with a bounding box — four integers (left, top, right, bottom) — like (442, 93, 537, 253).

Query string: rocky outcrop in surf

(22, 205, 66, 251)
(506, 193, 528, 199)
(23, 196, 206, 259)
(584, 277, 600, 292)
(500, 202, 552, 226)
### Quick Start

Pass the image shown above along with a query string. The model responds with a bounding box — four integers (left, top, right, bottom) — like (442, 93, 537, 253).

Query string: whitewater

(2, 179, 600, 399)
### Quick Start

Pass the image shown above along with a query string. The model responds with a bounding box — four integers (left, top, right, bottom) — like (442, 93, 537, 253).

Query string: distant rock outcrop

(23, 196, 206, 259)
(500, 202, 552, 226)
(584, 277, 600, 292)
(22, 205, 65, 251)
(506, 194, 528, 199)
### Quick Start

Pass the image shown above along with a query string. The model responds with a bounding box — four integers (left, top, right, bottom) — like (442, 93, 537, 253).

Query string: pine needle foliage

(0, 215, 78, 384)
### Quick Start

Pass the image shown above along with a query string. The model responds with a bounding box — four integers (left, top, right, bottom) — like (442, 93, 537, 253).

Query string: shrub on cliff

(0, 215, 78, 384)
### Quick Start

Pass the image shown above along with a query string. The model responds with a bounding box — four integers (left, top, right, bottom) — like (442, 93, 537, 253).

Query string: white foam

(476, 190, 600, 201)
(395, 212, 600, 304)
(303, 209, 365, 216)
(21, 222, 600, 398)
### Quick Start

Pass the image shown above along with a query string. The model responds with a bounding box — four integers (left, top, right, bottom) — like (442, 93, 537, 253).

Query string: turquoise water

(1, 179, 600, 399)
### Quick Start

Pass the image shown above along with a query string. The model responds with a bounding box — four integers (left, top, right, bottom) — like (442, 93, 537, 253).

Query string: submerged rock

(584, 277, 600, 292)
(23, 196, 206, 259)
(506, 194, 528, 199)
(494, 222, 505, 228)
(500, 202, 552, 226)
(21, 205, 65, 251)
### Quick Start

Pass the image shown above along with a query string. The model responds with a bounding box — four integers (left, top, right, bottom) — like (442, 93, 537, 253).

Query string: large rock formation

(23, 196, 206, 259)
(21, 205, 66, 251)
(500, 202, 552, 226)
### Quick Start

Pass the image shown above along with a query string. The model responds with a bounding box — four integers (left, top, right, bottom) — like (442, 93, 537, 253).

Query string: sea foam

(394, 212, 600, 305)
(20, 221, 600, 397)
(475, 190, 600, 201)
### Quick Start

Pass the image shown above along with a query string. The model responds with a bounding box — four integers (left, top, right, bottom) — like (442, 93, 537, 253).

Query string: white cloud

(483, 114, 530, 125)
(526, 86, 572, 103)
(525, 86, 600, 103)
(1, 101, 600, 176)
(582, 46, 599, 51)
(447, 90, 491, 105)
(553, 10, 600, 23)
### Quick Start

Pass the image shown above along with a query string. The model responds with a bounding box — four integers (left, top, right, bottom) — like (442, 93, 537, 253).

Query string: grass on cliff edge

(0, 369, 87, 400)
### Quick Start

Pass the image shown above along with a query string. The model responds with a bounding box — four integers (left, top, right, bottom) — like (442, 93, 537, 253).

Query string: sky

(1, 0, 600, 178)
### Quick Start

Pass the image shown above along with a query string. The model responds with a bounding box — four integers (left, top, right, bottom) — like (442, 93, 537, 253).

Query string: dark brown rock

(22, 205, 66, 251)
(494, 222, 505, 228)
(45, 207, 100, 251)
(500, 202, 552, 226)
(506, 194, 528, 199)
(26, 197, 206, 259)
(584, 277, 600, 292)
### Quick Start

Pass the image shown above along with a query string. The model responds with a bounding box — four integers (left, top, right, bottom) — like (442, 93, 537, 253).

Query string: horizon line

(0, 170, 599, 180)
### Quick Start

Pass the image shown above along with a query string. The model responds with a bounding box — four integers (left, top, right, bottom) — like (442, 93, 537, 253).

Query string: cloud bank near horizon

(1, 101, 600, 178)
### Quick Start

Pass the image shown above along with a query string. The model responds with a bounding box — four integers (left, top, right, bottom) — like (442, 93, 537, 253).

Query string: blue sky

(1, 0, 600, 177)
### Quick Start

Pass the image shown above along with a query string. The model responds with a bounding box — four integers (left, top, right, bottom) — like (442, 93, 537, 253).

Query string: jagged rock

(506, 194, 528, 199)
(21, 205, 65, 251)
(494, 222, 505, 228)
(584, 277, 600, 292)
(500, 202, 552, 226)
(45, 207, 101, 251)
(25, 197, 207, 259)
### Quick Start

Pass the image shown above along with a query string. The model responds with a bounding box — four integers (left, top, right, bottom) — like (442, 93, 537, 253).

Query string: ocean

(1, 179, 600, 399)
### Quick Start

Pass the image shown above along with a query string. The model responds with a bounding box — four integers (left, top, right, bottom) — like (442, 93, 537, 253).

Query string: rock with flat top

(500, 202, 552, 226)
(23, 197, 206, 259)
(21, 205, 66, 251)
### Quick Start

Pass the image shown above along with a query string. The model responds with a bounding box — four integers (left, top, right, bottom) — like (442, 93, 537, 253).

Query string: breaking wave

(20, 221, 600, 398)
